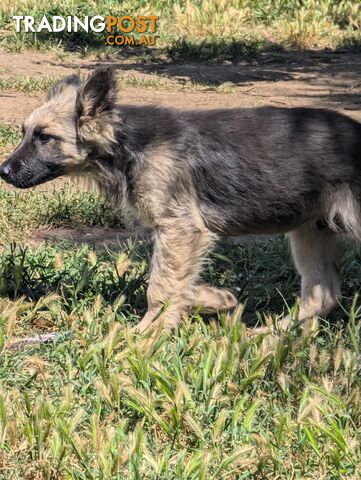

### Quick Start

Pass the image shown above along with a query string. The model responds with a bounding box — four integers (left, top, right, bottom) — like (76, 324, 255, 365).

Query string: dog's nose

(0, 164, 11, 179)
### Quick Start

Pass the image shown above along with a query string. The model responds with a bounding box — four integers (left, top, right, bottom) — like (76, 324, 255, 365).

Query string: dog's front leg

(135, 220, 215, 333)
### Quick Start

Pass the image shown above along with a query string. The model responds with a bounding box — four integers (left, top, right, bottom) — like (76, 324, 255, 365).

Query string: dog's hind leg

(135, 219, 216, 333)
(279, 225, 341, 331)
(191, 284, 238, 313)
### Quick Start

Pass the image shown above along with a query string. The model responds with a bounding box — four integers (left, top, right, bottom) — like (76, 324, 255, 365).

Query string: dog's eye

(38, 133, 51, 143)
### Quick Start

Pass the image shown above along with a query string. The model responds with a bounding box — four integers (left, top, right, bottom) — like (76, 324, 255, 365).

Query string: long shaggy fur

(2, 66, 361, 331)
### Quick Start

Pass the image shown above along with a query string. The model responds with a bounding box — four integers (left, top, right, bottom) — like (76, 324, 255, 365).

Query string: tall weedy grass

(172, 0, 361, 49)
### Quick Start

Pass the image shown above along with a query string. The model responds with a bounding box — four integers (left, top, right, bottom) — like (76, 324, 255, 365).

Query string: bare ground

(1, 49, 361, 123)
(0, 48, 360, 246)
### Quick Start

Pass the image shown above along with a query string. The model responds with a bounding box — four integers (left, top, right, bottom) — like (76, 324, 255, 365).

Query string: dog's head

(0, 67, 118, 188)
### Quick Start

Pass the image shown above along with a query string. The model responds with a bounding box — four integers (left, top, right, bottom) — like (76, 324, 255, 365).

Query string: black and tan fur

(1, 67, 361, 332)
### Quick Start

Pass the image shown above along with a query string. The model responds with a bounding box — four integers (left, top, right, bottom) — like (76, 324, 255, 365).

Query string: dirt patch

(0, 49, 361, 125)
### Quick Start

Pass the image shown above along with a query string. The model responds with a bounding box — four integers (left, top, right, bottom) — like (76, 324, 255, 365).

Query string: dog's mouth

(2, 170, 63, 189)
(8, 178, 42, 189)
(0, 160, 65, 189)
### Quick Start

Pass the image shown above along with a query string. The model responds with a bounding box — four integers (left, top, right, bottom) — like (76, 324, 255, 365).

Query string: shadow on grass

(165, 37, 285, 62)
(0, 240, 151, 312)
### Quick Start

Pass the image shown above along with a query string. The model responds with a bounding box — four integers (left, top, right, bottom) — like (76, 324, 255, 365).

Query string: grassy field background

(0, 0, 361, 57)
(0, 1, 361, 479)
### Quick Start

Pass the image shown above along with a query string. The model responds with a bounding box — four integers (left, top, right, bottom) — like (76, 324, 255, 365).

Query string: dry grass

(172, 0, 252, 39)
(0, 0, 361, 54)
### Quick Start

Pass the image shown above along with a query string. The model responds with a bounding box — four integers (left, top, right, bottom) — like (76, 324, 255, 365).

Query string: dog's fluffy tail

(326, 185, 361, 239)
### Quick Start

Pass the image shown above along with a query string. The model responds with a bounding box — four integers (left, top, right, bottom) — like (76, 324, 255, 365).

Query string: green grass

(0, 183, 123, 241)
(0, 239, 360, 478)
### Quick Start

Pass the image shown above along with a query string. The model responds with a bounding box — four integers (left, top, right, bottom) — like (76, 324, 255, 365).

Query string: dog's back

(181, 107, 361, 236)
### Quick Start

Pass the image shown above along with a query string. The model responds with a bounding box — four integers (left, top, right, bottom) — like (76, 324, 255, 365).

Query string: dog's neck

(85, 136, 139, 221)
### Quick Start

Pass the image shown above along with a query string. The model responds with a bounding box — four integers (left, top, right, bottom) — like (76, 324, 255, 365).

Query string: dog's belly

(219, 219, 310, 236)
(205, 216, 315, 236)
(199, 198, 322, 236)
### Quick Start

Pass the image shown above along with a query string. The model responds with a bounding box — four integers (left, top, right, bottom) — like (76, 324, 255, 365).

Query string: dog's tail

(326, 185, 361, 239)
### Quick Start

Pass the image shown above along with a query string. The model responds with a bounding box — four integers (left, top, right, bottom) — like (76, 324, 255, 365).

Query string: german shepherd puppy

(1, 66, 361, 332)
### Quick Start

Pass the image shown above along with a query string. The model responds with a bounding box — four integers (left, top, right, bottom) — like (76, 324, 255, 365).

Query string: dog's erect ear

(76, 66, 117, 125)
(48, 74, 80, 100)
(76, 67, 118, 151)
